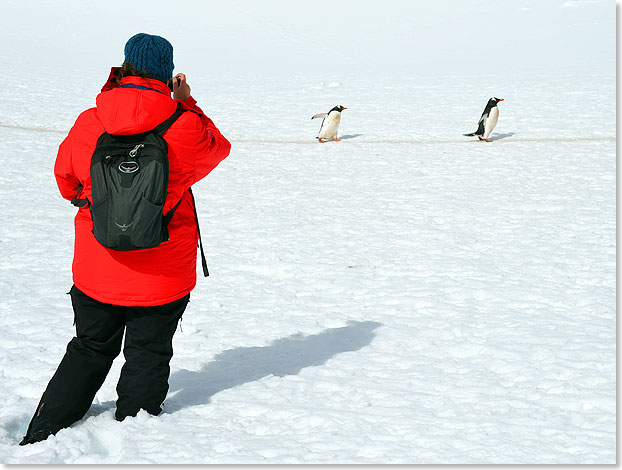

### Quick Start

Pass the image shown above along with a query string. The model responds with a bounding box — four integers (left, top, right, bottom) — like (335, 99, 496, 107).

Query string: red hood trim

(95, 76, 177, 135)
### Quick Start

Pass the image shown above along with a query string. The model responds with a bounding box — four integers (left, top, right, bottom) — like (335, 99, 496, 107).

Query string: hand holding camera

(171, 73, 191, 101)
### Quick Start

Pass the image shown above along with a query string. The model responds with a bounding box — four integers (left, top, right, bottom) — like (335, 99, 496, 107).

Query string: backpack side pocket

(90, 196, 110, 247)
(140, 196, 166, 248)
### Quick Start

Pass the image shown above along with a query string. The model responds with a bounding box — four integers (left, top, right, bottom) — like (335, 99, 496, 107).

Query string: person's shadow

(82, 321, 381, 418)
(164, 320, 382, 413)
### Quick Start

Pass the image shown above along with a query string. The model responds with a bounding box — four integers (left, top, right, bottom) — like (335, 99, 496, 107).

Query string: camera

(168, 76, 181, 92)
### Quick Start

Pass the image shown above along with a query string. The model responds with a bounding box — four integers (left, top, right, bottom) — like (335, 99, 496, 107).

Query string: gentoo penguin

(464, 97, 504, 142)
(311, 105, 347, 142)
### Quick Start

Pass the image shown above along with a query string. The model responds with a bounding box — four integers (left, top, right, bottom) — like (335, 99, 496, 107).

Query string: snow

(0, 0, 616, 464)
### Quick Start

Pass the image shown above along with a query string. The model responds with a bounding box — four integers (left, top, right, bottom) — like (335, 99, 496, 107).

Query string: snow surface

(0, 0, 616, 464)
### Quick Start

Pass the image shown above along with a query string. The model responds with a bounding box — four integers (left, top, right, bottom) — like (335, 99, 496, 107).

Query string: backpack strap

(158, 106, 188, 235)
(161, 189, 208, 277)
(71, 184, 89, 207)
(188, 188, 209, 277)
(162, 196, 183, 227)
(154, 106, 184, 135)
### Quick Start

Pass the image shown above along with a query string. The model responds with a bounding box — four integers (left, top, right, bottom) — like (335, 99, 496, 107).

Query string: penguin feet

(317, 138, 325, 143)
(478, 136, 493, 142)
(333, 138, 341, 142)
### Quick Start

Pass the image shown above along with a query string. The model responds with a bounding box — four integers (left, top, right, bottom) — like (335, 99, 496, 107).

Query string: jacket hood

(95, 77, 177, 135)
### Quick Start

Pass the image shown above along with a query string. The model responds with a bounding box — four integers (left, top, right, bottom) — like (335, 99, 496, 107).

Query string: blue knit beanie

(123, 33, 174, 82)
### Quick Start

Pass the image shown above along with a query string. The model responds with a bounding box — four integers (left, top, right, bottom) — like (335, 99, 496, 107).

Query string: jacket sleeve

(54, 132, 82, 201)
(178, 96, 231, 184)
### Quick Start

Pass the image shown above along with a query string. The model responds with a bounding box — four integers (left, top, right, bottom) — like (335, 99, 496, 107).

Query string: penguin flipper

(467, 120, 486, 136)
(312, 113, 328, 120)
(464, 120, 485, 137)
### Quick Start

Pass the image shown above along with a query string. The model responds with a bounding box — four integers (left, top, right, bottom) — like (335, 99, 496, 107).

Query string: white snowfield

(0, 0, 615, 465)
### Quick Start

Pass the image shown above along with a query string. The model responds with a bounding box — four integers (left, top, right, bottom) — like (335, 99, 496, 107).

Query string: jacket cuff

(184, 96, 197, 108)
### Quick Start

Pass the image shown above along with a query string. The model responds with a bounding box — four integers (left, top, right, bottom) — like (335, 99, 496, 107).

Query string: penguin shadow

(490, 132, 514, 141)
(164, 320, 382, 413)
(338, 134, 364, 140)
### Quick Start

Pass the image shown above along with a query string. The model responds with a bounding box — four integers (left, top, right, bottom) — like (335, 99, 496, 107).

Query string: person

(20, 33, 231, 445)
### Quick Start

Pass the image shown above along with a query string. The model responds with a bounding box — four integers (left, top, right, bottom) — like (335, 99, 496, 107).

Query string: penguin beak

(498, 99, 504, 101)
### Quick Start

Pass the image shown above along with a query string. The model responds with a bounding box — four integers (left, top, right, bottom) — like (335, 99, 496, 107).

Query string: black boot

(115, 294, 188, 421)
(20, 286, 125, 444)
(19, 405, 57, 445)
(19, 427, 54, 445)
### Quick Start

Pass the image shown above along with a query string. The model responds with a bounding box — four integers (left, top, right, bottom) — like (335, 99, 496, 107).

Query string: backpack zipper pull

(129, 144, 145, 158)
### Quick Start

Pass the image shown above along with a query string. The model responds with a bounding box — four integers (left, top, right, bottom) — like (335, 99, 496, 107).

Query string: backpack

(71, 108, 209, 276)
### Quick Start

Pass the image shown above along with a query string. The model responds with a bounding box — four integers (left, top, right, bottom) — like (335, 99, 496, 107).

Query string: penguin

(463, 97, 504, 142)
(311, 105, 347, 142)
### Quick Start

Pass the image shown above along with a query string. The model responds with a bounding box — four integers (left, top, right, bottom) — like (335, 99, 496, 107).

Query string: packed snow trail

(0, 123, 614, 145)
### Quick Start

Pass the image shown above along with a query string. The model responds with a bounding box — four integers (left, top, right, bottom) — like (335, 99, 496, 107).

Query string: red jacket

(54, 73, 231, 306)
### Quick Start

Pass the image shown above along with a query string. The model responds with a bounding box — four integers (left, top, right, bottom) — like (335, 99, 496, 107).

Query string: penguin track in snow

(0, 123, 614, 144)
(231, 137, 615, 144)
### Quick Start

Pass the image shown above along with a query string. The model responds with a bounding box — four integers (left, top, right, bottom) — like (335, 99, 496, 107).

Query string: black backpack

(72, 108, 209, 276)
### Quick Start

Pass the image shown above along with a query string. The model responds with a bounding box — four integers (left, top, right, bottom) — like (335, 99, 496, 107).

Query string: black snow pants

(21, 285, 189, 444)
